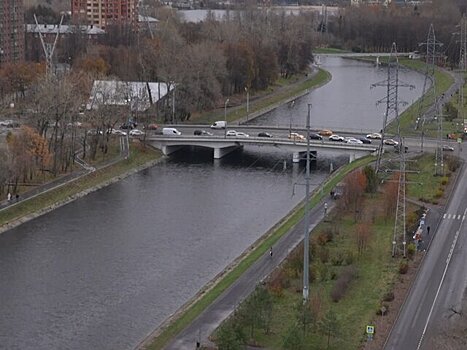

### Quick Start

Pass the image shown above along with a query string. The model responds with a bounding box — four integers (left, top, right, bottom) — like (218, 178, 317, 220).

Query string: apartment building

(0, 0, 25, 66)
(71, 0, 138, 30)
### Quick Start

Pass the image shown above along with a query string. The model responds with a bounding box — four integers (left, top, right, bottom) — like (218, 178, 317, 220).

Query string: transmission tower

(319, 5, 328, 34)
(371, 43, 414, 173)
(416, 24, 443, 156)
(34, 14, 64, 77)
(459, 15, 467, 71)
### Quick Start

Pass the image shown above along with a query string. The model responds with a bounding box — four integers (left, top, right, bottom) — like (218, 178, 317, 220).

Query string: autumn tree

(341, 169, 367, 221)
(318, 309, 340, 349)
(355, 223, 371, 255)
(382, 173, 400, 221)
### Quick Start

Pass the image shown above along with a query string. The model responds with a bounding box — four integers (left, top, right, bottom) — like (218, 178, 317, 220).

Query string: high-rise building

(0, 0, 25, 66)
(71, 0, 138, 30)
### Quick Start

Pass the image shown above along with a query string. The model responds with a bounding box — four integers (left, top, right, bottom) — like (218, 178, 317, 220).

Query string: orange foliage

(75, 56, 110, 75)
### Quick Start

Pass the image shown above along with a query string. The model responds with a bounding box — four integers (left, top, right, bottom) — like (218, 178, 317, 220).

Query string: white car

(346, 138, 363, 144)
(366, 132, 382, 139)
(383, 138, 399, 146)
(289, 132, 306, 141)
(226, 130, 238, 136)
(129, 129, 145, 136)
(235, 131, 250, 137)
(329, 134, 345, 142)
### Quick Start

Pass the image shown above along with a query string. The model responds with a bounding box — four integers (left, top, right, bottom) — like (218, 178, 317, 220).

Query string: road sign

(366, 325, 375, 335)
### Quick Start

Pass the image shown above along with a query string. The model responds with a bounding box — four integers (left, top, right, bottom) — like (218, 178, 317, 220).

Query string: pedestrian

(15, 194, 19, 202)
(196, 341, 200, 349)
(324, 202, 328, 215)
(7, 193, 11, 201)
(269, 247, 273, 258)
(427, 226, 430, 235)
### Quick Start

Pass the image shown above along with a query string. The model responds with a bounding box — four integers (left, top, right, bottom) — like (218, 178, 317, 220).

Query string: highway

(385, 146, 467, 350)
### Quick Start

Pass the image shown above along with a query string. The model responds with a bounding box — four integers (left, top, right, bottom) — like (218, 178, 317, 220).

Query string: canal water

(0, 57, 425, 350)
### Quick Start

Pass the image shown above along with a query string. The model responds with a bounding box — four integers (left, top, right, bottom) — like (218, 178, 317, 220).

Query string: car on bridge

(383, 138, 399, 146)
(258, 132, 273, 138)
(235, 131, 250, 137)
(211, 121, 226, 129)
(289, 132, 306, 141)
(359, 137, 372, 144)
(346, 138, 363, 144)
(319, 129, 333, 136)
(366, 132, 382, 139)
(194, 129, 214, 136)
(130, 129, 145, 136)
(329, 134, 345, 142)
(442, 145, 455, 151)
(309, 133, 323, 140)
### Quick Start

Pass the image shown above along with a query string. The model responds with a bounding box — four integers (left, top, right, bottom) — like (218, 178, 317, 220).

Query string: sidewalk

(156, 198, 333, 350)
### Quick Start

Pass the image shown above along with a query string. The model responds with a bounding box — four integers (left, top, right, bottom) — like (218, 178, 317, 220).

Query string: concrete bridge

(145, 135, 378, 163)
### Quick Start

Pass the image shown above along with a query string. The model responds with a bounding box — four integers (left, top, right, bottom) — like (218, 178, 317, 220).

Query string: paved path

(154, 198, 332, 350)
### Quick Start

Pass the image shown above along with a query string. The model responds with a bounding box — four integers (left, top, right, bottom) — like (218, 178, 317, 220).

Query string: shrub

(441, 177, 448, 186)
(407, 243, 416, 259)
(330, 265, 358, 302)
(434, 189, 444, 198)
(382, 291, 395, 302)
(331, 251, 344, 266)
(376, 303, 389, 316)
(316, 230, 333, 246)
(399, 260, 409, 274)
(318, 247, 330, 263)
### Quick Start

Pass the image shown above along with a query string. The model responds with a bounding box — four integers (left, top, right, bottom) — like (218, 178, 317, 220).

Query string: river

(0, 57, 425, 350)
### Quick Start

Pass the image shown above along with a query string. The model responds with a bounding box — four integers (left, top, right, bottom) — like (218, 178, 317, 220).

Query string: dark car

(309, 133, 323, 140)
(194, 129, 214, 136)
(359, 137, 372, 144)
(258, 132, 273, 138)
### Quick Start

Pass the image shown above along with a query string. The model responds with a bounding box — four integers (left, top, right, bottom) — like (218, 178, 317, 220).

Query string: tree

(382, 173, 399, 221)
(318, 309, 340, 349)
(355, 222, 371, 255)
(295, 300, 315, 335)
(282, 324, 305, 350)
(342, 169, 367, 221)
(364, 165, 379, 194)
(216, 320, 245, 350)
(237, 285, 273, 338)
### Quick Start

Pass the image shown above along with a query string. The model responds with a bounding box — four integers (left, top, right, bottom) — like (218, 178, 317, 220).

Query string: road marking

(448, 214, 452, 219)
(443, 213, 447, 219)
(458, 215, 462, 220)
(416, 208, 467, 350)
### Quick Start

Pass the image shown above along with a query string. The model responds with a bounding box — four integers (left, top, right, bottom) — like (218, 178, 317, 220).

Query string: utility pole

(303, 103, 312, 302)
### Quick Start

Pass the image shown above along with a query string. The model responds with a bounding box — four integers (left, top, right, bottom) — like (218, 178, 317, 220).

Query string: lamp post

(172, 85, 175, 124)
(303, 103, 312, 303)
(245, 87, 249, 121)
(224, 98, 229, 138)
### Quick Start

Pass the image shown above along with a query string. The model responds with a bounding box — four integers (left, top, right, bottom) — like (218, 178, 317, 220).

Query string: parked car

(366, 132, 382, 139)
(329, 134, 345, 142)
(258, 132, 273, 138)
(129, 129, 145, 136)
(442, 145, 455, 151)
(359, 137, 372, 144)
(383, 138, 399, 146)
(309, 133, 323, 140)
(319, 129, 333, 136)
(226, 130, 238, 136)
(289, 132, 306, 141)
(194, 129, 213, 136)
(121, 122, 136, 130)
(87, 129, 103, 135)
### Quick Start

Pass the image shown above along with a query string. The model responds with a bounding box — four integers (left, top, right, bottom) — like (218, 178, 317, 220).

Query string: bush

(445, 155, 461, 172)
(330, 265, 358, 302)
(331, 251, 344, 266)
(434, 189, 444, 198)
(407, 243, 416, 259)
(399, 260, 409, 274)
(441, 177, 448, 186)
(382, 291, 395, 302)
(376, 303, 389, 316)
(316, 230, 333, 246)
(318, 247, 330, 263)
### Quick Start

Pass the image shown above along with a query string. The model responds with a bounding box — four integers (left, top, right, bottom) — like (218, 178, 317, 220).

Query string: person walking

(427, 226, 430, 235)
(269, 247, 273, 258)
(7, 193, 11, 201)
(324, 202, 328, 216)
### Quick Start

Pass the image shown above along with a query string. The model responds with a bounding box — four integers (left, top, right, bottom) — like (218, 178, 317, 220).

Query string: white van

(162, 127, 182, 136)
(210, 121, 226, 129)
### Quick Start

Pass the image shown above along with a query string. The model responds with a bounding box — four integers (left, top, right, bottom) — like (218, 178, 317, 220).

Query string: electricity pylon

(371, 43, 414, 173)
(416, 24, 443, 155)
(371, 43, 415, 257)
(459, 15, 467, 71)
(34, 14, 64, 77)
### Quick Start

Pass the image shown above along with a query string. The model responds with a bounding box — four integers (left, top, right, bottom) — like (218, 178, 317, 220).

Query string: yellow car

(319, 129, 333, 136)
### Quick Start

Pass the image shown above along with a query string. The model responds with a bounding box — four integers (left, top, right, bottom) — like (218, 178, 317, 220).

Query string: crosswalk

(443, 213, 465, 220)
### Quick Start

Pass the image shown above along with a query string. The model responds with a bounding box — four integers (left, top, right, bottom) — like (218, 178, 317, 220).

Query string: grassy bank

(0, 143, 160, 227)
(214, 153, 452, 349)
(144, 155, 374, 350)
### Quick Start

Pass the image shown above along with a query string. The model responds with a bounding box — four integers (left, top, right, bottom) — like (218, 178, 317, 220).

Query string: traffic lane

(385, 211, 463, 350)
(423, 213, 467, 347)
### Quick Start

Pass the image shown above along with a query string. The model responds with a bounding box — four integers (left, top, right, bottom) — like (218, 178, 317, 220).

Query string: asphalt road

(384, 148, 467, 350)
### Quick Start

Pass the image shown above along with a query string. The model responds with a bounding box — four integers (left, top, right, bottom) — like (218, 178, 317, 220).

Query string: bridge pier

(293, 151, 317, 163)
(214, 145, 242, 159)
(349, 152, 366, 163)
(162, 145, 184, 156)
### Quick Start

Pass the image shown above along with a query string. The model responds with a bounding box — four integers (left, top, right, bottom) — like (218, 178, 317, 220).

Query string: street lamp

(224, 98, 229, 138)
(244, 87, 249, 120)
(303, 103, 312, 303)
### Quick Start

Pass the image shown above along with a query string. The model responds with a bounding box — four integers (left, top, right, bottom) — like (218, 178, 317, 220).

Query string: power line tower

(319, 5, 328, 34)
(371, 43, 414, 257)
(371, 43, 414, 173)
(416, 24, 443, 154)
(34, 14, 64, 77)
(459, 14, 467, 71)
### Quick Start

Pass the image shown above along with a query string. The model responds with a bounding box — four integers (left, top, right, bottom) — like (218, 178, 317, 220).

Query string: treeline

(326, 0, 464, 66)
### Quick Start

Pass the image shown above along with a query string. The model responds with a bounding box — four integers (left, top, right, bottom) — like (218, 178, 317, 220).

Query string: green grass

(314, 48, 350, 54)
(144, 156, 374, 350)
(0, 144, 160, 226)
